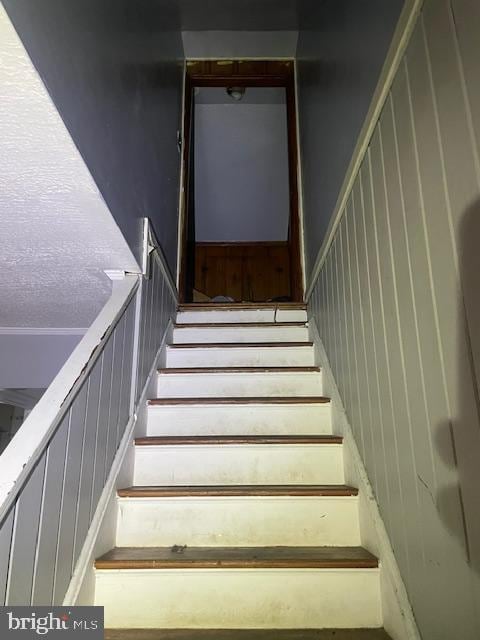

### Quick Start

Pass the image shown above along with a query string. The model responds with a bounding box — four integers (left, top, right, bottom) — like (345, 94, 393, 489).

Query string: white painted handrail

(0, 276, 139, 521)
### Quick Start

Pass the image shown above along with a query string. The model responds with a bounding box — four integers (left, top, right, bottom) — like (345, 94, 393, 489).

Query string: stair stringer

(309, 317, 420, 640)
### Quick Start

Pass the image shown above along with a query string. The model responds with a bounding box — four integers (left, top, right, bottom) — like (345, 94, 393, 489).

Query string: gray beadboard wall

(307, 1, 480, 638)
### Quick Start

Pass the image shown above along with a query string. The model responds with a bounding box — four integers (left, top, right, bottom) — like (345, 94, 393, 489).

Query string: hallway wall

(3, 0, 184, 275)
(194, 88, 290, 243)
(296, 0, 403, 275)
(307, 1, 480, 638)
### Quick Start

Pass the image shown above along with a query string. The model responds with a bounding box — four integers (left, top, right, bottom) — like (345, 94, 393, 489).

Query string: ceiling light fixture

(226, 86, 246, 101)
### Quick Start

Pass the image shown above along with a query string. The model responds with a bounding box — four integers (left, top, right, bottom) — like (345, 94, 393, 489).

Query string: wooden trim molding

(134, 435, 342, 446)
(157, 366, 320, 374)
(147, 396, 330, 406)
(166, 342, 313, 349)
(95, 545, 378, 570)
(117, 485, 358, 498)
(178, 59, 304, 303)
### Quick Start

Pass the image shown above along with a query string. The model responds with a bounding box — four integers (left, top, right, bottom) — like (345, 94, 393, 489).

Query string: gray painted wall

(194, 88, 290, 242)
(308, 1, 480, 637)
(182, 31, 298, 59)
(296, 0, 404, 276)
(3, 0, 184, 275)
(0, 335, 82, 388)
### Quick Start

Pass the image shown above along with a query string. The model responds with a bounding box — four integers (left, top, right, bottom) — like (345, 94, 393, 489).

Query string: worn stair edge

(104, 629, 393, 640)
(157, 366, 321, 374)
(117, 485, 358, 498)
(134, 435, 342, 446)
(173, 322, 307, 328)
(147, 397, 330, 406)
(167, 342, 314, 349)
(95, 546, 378, 570)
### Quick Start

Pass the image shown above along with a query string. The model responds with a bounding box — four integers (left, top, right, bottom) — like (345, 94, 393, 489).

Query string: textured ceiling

(0, 6, 139, 328)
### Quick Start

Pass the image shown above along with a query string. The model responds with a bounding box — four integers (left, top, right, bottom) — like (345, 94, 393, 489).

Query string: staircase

(95, 303, 391, 639)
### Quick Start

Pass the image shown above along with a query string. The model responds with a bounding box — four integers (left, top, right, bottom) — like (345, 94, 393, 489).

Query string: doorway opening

(178, 60, 303, 304)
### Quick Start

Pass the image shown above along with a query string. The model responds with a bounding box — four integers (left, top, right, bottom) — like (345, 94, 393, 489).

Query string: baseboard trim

(63, 319, 173, 606)
(308, 317, 420, 640)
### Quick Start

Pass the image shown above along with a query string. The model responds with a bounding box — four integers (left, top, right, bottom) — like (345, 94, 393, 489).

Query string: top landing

(176, 303, 307, 325)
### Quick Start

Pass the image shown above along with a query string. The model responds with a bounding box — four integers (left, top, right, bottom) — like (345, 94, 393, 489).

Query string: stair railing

(0, 218, 177, 605)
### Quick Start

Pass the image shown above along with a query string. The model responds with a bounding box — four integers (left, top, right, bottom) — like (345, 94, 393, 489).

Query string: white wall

(194, 88, 290, 242)
(0, 334, 82, 388)
(0, 6, 138, 329)
(307, 1, 480, 638)
(3, 0, 184, 276)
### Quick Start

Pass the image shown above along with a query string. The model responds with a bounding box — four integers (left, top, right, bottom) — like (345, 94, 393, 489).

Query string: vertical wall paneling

(344, 202, 366, 461)
(0, 508, 14, 604)
(307, 1, 480, 636)
(450, 0, 480, 403)
(338, 220, 353, 440)
(7, 456, 46, 605)
(352, 180, 378, 493)
(53, 388, 88, 603)
(93, 343, 113, 507)
(31, 415, 69, 605)
(104, 328, 120, 475)
(118, 303, 135, 446)
(423, 0, 480, 578)
(73, 366, 101, 568)
(90, 352, 106, 520)
(358, 163, 390, 523)
(113, 312, 127, 453)
(0, 248, 177, 606)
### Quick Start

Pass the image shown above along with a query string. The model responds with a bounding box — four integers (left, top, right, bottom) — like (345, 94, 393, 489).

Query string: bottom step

(105, 631, 392, 639)
(95, 547, 381, 630)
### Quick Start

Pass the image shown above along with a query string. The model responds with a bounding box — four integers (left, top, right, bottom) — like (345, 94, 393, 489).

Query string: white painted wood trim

(176, 61, 187, 292)
(0, 276, 140, 523)
(293, 58, 307, 297)
(0, 327, 87, 335)
(305, 0, 424, 300)
(63, 318, 174, 605)
(309, 317, 420, 640)
(144, 218, 178, 302)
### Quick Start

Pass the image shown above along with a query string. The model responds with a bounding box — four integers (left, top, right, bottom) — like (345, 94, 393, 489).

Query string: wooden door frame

(178, 60, 304, 303)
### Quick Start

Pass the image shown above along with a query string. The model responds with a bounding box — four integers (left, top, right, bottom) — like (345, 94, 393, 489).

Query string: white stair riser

(172, 326, 309, 344)
(116, 496, 360, 547)
(134, 444, 343, 485)
(176, 309, 308, 324)
(146, 404, 332, 436)
(95, 569, 382, 628)
(156, 371, 323, 398)
(166, 346, 315, 368)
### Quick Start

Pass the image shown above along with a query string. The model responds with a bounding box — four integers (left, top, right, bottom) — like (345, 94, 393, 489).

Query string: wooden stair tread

(105, 629, 392, 639)
(118, 485, 358, 498)
(178, 303, 307, 311)
(95, 545, 378, 570)
(167, 342, 313, 349)
(174, 322, 307, 328)
(158, 366, 320, 374)
(135, 435, 342, 446)
(148, 397, 330, 406)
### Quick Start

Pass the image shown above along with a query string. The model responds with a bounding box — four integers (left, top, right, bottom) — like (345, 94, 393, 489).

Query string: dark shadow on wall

(435, 197, 480, 576)
(2, 0, 184, 272)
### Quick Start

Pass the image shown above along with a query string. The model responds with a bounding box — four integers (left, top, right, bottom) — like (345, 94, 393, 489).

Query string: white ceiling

(0, 6, 139, 328)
